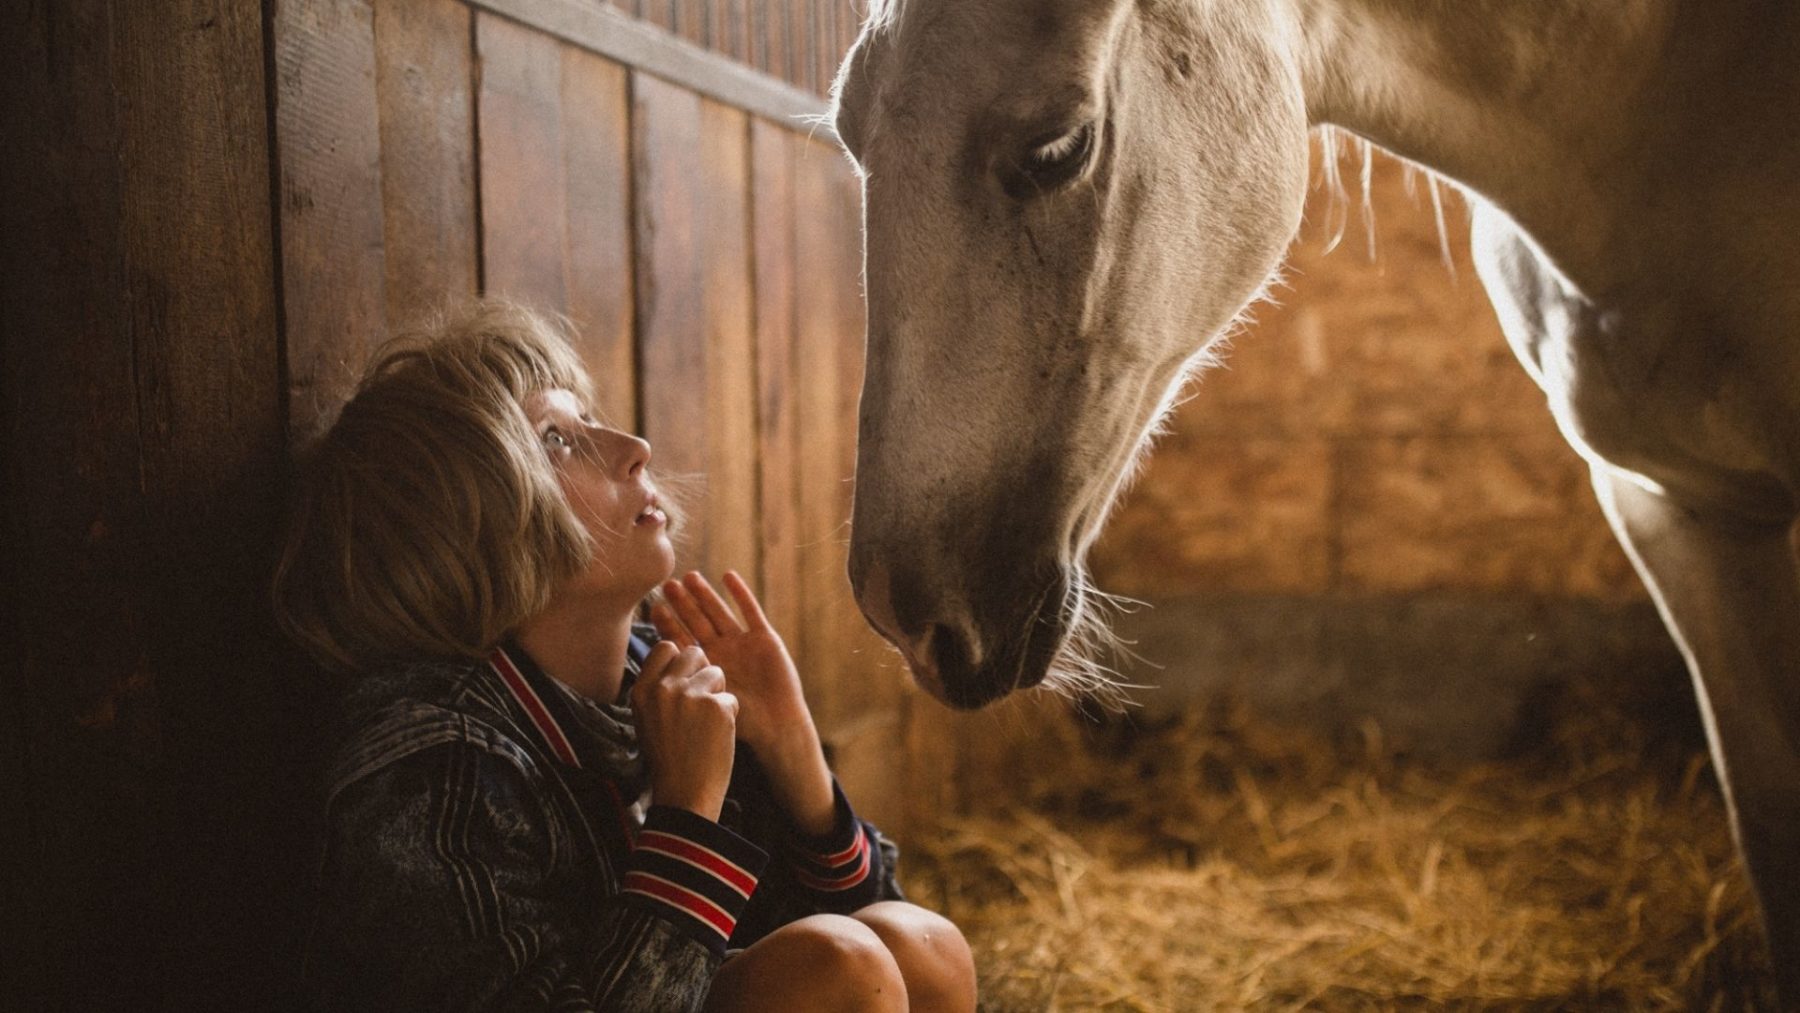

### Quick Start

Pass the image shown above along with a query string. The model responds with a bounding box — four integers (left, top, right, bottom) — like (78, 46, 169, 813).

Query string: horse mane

(864, 0, 905, 32)
(1314, 124, 1457, 270)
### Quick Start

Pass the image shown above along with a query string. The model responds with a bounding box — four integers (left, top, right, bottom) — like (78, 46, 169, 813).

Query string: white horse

(832, 0, 1800, 995)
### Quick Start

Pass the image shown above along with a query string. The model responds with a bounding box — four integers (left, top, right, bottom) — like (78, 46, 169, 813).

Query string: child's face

(524, 388, 675, 604)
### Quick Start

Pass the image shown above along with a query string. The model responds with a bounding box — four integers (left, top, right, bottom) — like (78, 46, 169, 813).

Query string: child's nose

(611, 431, 652, 479)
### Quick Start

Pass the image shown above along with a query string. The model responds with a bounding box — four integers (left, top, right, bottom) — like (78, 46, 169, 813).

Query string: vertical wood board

(560, 47, 639, 426)
(477, 13, 570, 313)
(274, 0, 389, 440)
(750, 119, 802, 639)
(698, 98, 759, 581)
(632, 71, 711, 570)
(674, 0, 707, 45)
(790, 135, 851, 732)
(116, 0, 293, 998)
(0, 2, 144, 1000)
(372, 0, 478, 330)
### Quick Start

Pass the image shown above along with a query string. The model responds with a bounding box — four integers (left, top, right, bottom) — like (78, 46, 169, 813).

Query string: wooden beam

(467, 0, 833, 135)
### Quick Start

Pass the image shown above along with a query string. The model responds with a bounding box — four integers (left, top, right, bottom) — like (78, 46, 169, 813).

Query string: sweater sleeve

(717, 749, 904, 944)
(307, 741, 766, 1012)
(777, 777, 895, 913)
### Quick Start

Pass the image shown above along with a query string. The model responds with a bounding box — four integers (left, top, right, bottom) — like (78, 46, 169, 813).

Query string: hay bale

(903, 686, 1772, 1011)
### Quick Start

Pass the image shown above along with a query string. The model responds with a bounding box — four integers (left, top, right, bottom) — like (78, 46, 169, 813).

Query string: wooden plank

(467, 0, 829, 130)
(750, 119, 801, 640)
(674, 0, 706, 46)
(3, 0, 288, 1002)
(0, 2, 142, 1002)
(477, 13, 569, 313)
(632, 72, 710, 571)
(698, 98, 759, 581)
(640, 0, 675, 32)
(816, 0, 836, 97)
(116, 0, 293, 1000)
(373, 0, 478, 329)
(772, 0, 791, 87)
(748, 0, 771, 77)
(790, 135, 848, 730)
(709, 0, 733, 62)
(274, 0, 389, 440)
(275, 0, 388, 440)
(560, 47, 639, 426)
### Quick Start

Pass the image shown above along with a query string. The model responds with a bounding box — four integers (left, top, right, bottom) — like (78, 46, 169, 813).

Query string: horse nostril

(923, 619, 982, 676)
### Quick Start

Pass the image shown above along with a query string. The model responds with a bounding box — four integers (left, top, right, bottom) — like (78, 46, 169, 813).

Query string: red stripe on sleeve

(793, 831, 871, 891)
(621, 872, 737, 938)
(811, 825, 866, 868)
(636, 831, 758, 897)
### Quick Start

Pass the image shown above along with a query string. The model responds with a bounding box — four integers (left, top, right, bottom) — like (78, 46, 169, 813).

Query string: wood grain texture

(639, 0, 675, 32)
(0, 2, 143, 1001)
(674, 0, 707, 45)
(477, 13, 570, 313)
(790, 134, 847, 730)
(373, 0, 477, 330)
(767, 1, 791, 84)
(274, 0, 389, 440)
(4, 0, 290, 1003)
(560, 48, 639, 427)
(720, 0, 748, 63)
(468, 0, 829, 126)
(750, 119, 801, 639)
(117, 0, 298, 1000)
(633, 73, 712, 571)
(698, 99, 760, 582)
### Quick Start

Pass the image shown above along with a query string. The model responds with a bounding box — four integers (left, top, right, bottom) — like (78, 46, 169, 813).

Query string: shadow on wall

(1109, 593, 1689, 758)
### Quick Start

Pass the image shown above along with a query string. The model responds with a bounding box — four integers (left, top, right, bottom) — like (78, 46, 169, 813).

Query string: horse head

(837, 0, 1311, 708)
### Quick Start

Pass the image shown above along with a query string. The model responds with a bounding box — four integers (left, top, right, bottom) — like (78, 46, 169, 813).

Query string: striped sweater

(304, 626, 901, 1011)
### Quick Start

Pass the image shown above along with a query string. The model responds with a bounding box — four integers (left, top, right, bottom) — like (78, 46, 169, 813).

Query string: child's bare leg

(852, 902, 977, 1013)
(705, 914, 907, 1012)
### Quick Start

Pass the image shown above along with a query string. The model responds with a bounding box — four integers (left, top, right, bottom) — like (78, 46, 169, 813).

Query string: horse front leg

(1592, 468, 1800, 1001)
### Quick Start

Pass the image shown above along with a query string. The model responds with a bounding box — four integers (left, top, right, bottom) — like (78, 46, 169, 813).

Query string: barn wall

(275, 0, 927, 868)
(1088, 147, 1685, 755)
(1, 1, 918, 1007)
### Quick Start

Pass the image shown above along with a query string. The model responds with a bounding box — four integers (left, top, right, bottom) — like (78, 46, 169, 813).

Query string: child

(273, 301, 974, 1011)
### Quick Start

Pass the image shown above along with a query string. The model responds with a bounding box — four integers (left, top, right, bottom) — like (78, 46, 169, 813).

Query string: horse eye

(1013, 122, 1095, 195)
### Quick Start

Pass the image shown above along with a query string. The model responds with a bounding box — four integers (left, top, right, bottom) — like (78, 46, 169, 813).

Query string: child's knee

(853, 902, 977, 1011)
(778, 915, 908, 1010)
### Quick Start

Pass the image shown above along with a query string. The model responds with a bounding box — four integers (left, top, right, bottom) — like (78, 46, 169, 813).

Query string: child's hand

(630, 641, 738, 823)
(652, 571, 835, 835)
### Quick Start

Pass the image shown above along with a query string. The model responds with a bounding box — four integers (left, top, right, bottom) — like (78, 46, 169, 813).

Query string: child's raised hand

(652, 572, 836, 835)
(652, 571, 811, 756)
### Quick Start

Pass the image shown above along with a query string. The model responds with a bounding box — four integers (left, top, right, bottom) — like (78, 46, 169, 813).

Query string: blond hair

(273, 301, 606, 673)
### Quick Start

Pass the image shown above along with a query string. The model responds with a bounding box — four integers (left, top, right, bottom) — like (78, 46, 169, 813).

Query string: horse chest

(1469, 203, 1793, 520)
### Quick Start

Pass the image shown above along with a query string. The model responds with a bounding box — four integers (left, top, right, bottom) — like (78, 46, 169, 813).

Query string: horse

(830, 0, 1800, 996)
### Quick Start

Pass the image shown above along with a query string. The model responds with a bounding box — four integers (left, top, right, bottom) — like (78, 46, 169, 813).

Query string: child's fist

(630, 642, 737, 822)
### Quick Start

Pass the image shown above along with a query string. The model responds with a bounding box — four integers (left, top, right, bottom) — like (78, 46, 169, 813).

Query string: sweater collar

(487, 628, 656, 769)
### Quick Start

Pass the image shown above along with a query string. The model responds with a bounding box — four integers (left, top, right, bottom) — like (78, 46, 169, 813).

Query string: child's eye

(542, 428, 571, 453)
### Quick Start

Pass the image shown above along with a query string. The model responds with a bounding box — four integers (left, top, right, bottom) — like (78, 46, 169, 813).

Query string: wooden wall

(2, 1, 911, 1007)
(603, 0, 861, 95)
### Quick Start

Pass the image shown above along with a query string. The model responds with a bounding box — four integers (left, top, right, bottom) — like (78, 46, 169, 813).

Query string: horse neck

(1287, 0, 1703, 282)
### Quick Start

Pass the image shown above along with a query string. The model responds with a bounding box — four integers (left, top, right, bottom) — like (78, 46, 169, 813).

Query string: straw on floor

(902, 686, 1773, 1011)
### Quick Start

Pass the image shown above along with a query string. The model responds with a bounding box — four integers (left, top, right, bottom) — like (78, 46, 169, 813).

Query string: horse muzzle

(850, 545, 1068, 709)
